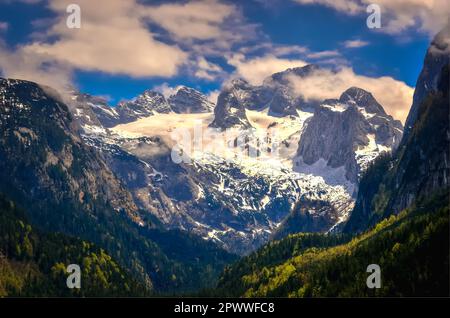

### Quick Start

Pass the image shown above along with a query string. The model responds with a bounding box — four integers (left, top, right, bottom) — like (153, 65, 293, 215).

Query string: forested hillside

(0, 194, 149, 297)
(216, 191, 449, 297)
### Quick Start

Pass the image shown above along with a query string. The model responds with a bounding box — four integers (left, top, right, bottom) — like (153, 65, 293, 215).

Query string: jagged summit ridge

(70, 85, 215, 129)
(169, 86, 214, 114)
(339, 87, 386, 114)
(209, 65, 318, 130)
(296, 86, 403, 183)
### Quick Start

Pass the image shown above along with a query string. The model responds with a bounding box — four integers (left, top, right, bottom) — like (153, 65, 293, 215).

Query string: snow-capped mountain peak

(339, 87, 386, 115)
(117, 90, 172, 121)
(169, 86, 214, 113)
(296, 86, 403, 183)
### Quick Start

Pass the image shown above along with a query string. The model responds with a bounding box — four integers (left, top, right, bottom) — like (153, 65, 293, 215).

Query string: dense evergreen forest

(215, 190, 449, 297)
(0, 194, 149, 296)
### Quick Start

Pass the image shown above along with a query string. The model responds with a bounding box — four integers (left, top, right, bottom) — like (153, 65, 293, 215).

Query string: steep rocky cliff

(0, 78, 236, 293)
(344, 25, 450, 233)
(169, 86, 214, 113)
(403, 25, 450, 139)
(297, 87, 403, 183)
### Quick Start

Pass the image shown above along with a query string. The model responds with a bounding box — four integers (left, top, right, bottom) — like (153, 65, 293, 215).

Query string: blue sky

(0, 0, 447, 121)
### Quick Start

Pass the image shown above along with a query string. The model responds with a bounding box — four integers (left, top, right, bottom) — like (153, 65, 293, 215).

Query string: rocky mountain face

(0, 62, 402, 256)
(116, 90, 172, 124)
(209, 79, 255, 129)
(0, 79, 139, 223)
(80, 129, 354, 255)
(69, 107, 353, 254)
(206, 68, 403, 241)
(297, 87, 403, 183)
(263, 64, 320, 111)
(387, 65, 449, 213)
(271, 199, 341, 241)
(402, 24, 450, 140)
(169, 86, 214, 113)
(0, 78, 237, 293)
(264, 64, 319, 87)
(344, 25, 450, 233)
(58, 60, 405, 254)
(73, 86, 215, 129)
(209, 65, 320, 130)
(72, 93, 119, 130)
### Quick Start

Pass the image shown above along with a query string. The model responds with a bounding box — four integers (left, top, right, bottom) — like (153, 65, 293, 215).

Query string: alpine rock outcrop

(169, 86, 214, 114)
(296, 87, 403, 183)
(344, 24, 450, 233)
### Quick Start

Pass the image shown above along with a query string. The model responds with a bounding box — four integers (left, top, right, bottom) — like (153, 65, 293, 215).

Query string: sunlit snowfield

(110, 107, 363, 231)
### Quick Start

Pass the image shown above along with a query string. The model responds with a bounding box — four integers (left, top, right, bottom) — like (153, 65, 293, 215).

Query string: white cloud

(227, 53, 307, 85)
(153, 83, 183, 99)
(292, 0, 450, 35)
(0, 39, 74, 98)
(143, 0, 260, 61)
(286, 67, 414, 122)
(293, 0, 363, 14)
(22, 0, 187, 78)
(206, 89, 220, 104)
(0, 0, 259, 96)
(193, 56, 223, 81)
(306, 50, 341, 59)
(429, 26, 450, 55)
(0, 0, 193, 100)
(0, 22, 8, 32)
(0, 0, 423, 119)
(343, 39, 369, 48)
(144, 0, 236, 41)
(237, 43, 308, 57)
(378, 0, 450, 35)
